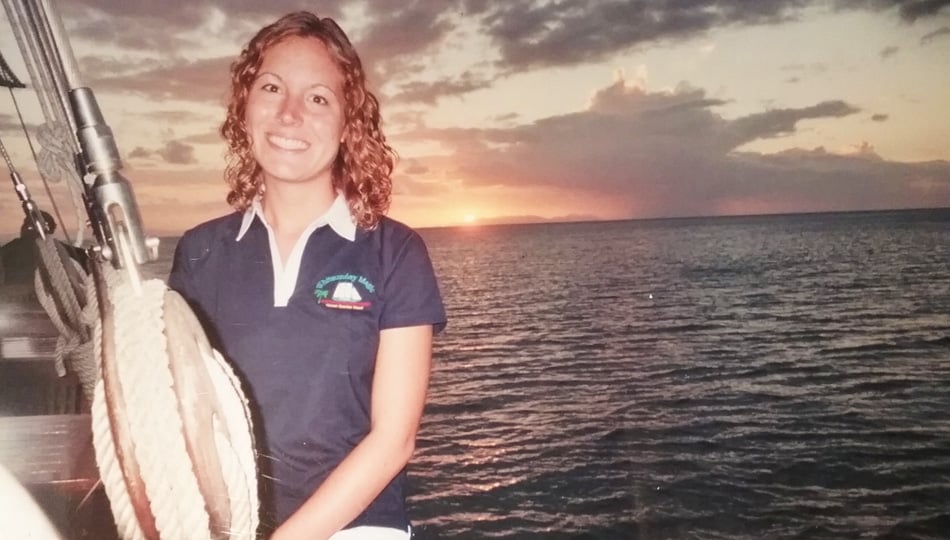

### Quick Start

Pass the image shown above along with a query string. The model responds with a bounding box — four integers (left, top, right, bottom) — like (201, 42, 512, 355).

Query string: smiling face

(245, 36, 346, 193)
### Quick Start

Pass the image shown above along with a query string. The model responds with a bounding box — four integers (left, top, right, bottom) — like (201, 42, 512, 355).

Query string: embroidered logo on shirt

(313, 273, 374, 310)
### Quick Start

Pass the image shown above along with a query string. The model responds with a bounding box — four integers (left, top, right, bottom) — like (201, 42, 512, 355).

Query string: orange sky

(1, 1, 949, 240)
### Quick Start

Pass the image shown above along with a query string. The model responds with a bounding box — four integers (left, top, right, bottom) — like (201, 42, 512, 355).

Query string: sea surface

(147, 209, 950, 540)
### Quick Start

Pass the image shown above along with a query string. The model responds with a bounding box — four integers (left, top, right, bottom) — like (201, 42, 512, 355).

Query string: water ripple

(410, 211, 950, 539)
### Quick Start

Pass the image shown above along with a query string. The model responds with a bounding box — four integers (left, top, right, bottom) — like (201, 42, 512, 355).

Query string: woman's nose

(278, 97, 302, 125)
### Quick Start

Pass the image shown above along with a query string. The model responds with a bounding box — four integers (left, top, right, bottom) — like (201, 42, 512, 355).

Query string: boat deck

(0, 288, 118, 538)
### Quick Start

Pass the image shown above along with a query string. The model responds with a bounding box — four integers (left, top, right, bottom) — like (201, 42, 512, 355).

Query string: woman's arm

(271, 324, 433, 540)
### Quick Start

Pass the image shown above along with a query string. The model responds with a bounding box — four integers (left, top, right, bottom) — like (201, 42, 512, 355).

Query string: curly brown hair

(220, 11, 395, 229)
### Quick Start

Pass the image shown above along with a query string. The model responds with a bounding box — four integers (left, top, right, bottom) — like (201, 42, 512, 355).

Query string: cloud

(392, 174, 446, 197)
(387, 71, 495, 104)
(876, 0, 950, 22)
(781, 62, 827, 84)
(0, 113, 25, 133)
(920, 26, 950, 44)
(128, 146, 151, 159)
(402, 159, 430, 175)
(85, 56, 231, 104)
(357, 1, 457, 65)
(396, 77, 949, 217)
(62, 0, 342, 52)
(729, 100, 860, 146)
(157, 140, 197, 165)
(880, 45, 900, 58)
(124, 132, 222, 164)
(138, 110, 212, 124)
(181, 131, 224, 145)
(474, 213, 600, 225)
(494, 112, 520, 123)
(51, 0, 948, 102)
(474, 0, 949, 72)
(67, 12, 200, 51)
(781, 63, 828, 75)
(2, 0, 945, 234)
(41, 0, 949, 109)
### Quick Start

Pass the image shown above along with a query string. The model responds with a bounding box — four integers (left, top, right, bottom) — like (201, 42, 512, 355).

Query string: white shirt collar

(235, 192, 357, 242)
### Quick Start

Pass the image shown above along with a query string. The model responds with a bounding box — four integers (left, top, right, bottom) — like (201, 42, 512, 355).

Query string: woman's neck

(260, 181, 336, 238)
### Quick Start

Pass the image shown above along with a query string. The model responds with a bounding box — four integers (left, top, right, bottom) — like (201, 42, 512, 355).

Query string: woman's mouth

(267, 134, 309, 150)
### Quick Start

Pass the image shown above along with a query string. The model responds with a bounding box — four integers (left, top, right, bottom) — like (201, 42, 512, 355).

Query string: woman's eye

(311, 95, 328, 105)
(261, 83, 279, 93)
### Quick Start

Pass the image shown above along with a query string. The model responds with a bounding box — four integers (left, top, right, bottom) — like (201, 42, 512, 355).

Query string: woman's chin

(262, 171, 333, 188)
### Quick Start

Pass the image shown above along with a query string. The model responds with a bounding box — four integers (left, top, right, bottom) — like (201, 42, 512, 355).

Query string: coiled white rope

(30, 243, 259, 539)
(90, 263, 258, 539)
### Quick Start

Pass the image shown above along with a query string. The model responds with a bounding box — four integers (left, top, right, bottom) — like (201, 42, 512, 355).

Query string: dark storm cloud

(475, 1, 810, 71)
(846, 0, 950, 21)
(474, 0, 947, 71)
(481, 1, 732, 71)
(396, 78, 949, 216)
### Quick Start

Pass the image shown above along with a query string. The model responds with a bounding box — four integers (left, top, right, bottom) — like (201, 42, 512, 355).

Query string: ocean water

(148, 209, 950, 539)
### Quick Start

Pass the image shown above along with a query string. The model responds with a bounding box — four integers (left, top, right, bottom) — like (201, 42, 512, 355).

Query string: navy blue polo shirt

(168, 199, 446, 530)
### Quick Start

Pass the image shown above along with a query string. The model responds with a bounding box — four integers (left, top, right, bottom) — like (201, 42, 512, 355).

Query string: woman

(169, 11, 446, 540)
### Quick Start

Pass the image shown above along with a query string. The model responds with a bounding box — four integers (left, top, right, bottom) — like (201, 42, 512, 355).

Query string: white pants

(328, 525, 411, 539)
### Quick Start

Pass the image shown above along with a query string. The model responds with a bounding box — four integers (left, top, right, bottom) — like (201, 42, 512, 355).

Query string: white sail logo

(315, 274, 374, 310)
(331, 282, 363, 302)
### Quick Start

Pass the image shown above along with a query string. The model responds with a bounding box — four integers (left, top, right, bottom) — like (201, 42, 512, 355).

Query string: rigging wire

(1, 0, 86, 245)
(4, 85, 73, 244)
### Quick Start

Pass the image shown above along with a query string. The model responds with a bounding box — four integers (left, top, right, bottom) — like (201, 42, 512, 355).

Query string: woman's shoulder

(363, 216, 434, 256)
(177, 212, 243, 255)
(182, 212, 243, 237)
(371, 215, 426, 243)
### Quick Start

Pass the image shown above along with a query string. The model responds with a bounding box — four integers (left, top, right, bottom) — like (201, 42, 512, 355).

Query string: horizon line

(418, 205, 950, 231)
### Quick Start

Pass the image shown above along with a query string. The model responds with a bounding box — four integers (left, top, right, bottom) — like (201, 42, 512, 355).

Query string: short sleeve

(379, 229, 446, 333)
(168, 232, 197, 302)
(167, 225, 218, 312)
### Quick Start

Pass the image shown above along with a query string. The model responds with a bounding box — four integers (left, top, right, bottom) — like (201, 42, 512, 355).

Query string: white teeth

(268, 134, 308, 150)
